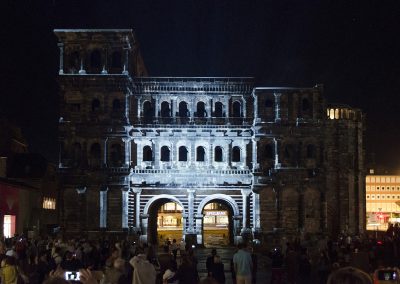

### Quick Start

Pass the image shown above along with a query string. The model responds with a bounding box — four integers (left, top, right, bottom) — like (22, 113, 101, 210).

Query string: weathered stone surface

(55, 30, 364, 243)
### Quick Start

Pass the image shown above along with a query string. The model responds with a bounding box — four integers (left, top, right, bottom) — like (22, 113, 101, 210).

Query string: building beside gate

(55, 29, 365, 244)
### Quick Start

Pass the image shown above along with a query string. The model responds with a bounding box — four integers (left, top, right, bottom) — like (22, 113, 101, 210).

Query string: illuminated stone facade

(55, 30, 365, 244)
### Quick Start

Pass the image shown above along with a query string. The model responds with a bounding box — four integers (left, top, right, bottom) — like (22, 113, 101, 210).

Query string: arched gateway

(140, 193, 244, 246)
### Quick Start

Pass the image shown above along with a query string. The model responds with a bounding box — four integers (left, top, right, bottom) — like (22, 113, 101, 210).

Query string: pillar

(123, 48, 129, 75)
(132, 188, 142, 230)
(274, 93, 281, 122)
(137, 97, 141, 119)
(78, 49, 86, 75)
(155, 96, 159, 119)
(99, 187, 108, 228)
(274, 138, 281, 169)
(252, 138, 259, 170)
(140, 214, 149, 244)
(58, 43, 64, 74)
(121, 187, 129, 229)
(252, 189, 261, 234)
(195, 214, 203, 245)
(103, 138, 108, 167)
(241, 189, 251, 232)
(123, 138, 131, 167)
(187, 189, 195, 234)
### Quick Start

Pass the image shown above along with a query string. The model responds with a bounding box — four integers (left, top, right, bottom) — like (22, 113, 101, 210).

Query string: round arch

(197, 194, 240, 216)
(143, 194, 186, 216)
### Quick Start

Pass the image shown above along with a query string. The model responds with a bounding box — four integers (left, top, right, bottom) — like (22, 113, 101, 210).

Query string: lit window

(43, 197, 56, 210)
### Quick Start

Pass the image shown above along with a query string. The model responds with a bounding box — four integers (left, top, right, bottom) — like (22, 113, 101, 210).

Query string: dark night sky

(1, 0, 400, 168)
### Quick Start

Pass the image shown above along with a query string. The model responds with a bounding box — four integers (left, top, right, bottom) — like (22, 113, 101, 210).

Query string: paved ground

(180, 246, 272, 283)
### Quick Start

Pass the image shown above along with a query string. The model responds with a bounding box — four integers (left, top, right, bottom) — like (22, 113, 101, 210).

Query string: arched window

(90, 143, 101, 167)
(110, 144, 122, 166)
(265, 99, 273, 108)
(307, 144, 316, 159)
(111, 51, 122, 68)
(92, 99, 100, 112)
(179, 146, 188, 161)
(143, 101, 153, 119)
(196, 102, 206, 117)
(112, 99, 121, 111)
(232, 101, 242, 117)
(265, 144, 274, 159)
(143, 146, 153, 162)
(161, 146, 170, 162)
(215, 146, 223, 162)
(196, 146, 205, 161)
(232, 146, 241, 162)
(214, 102, 223, 117)
(90, 49, 102, 70)
(161, 101, 170, 117)
(329, 109, 335, 119)
(302, 98, 310, 112)
(72, 142, 82, 166)
(178, 101, 189, 117)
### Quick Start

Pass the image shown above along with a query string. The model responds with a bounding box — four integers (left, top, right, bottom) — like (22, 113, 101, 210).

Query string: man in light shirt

(233, 243, 253, 284)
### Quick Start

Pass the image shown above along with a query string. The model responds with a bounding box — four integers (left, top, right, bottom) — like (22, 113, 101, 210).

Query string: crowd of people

(1, 229, 400, 284)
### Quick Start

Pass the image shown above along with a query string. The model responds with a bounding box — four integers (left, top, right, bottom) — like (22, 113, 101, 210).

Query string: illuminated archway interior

(202, 202, 231, 247)
(156, 202, 183, 244)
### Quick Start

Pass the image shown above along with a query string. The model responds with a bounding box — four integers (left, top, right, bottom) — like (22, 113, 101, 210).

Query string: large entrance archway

(196, 194, 241, 247)
(145, 196, 185, 245)
(202, 202, 232, 247)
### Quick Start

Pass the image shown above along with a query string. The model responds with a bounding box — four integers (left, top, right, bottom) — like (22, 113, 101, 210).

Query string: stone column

(121, 187, 129, 229)
(187, 189, 195, 234)
(241, 189, 251, 232)
(155, 96, 159, 119)
(137, 97, 141, 119)
(207, 98, 212, 118)
(123, 48, 129, 75)
(195, 214, 204, 245)
(233, 215, 242, 244)
(58, 43, 64, 74)
(101, 48, 108, 74)
(274, 93, 281, 122)
(225, 97, 230, 118)
(209, 142, 213, 167)
(252, 90, 258, 123)
(125, 93, 130, 124)
(140, 214, 149, 243)
(132, 188, 142, 230)
(78, 49, 86, 75)
(122, 138, 131, 167)
(252, 189, 261, 233)
(103, 138, 108, 167)
(242, 98, 247, 118)
(171, 98, 175, 118)
(274, 138, 281, 169)
(252, 138, 259, 170)
(99, 187, 108, 228)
